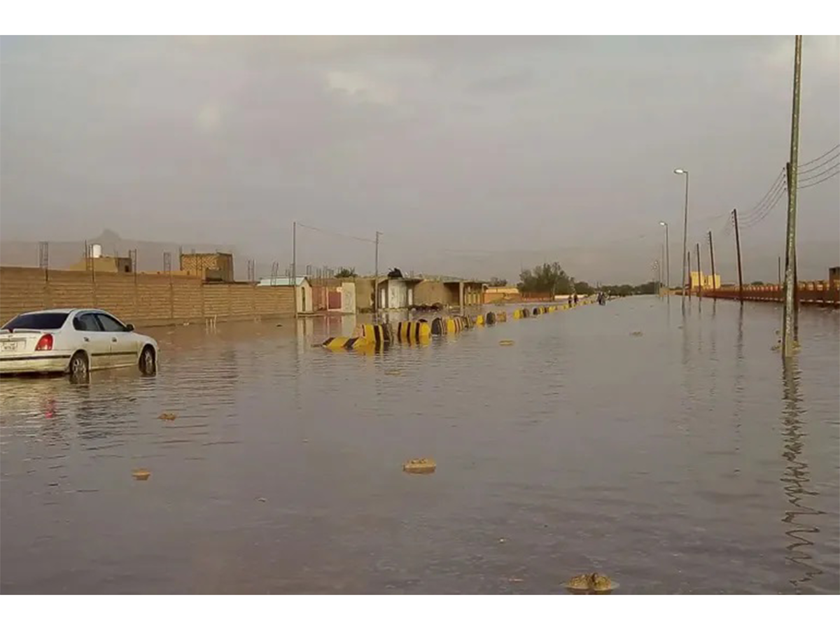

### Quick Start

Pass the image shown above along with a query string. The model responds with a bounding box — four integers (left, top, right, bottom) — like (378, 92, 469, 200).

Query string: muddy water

(1, 298, 838, 594)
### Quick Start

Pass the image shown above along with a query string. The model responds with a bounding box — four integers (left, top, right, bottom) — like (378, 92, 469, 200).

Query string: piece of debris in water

(132, 468, 151, 481)
(384, 369, 403, 376)
(499, 340, 515, 346)
(564, 573, 617, 593)
(630, 331, 643, 337)
(403, 458, 437, 474)
(159, 412, 177, 421)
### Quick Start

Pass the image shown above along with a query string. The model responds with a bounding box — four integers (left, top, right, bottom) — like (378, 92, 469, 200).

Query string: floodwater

(1, 297, 838, 594)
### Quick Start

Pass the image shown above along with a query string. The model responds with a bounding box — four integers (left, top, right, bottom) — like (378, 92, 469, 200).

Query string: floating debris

(771, 345, 780, 352)
(564, 573, 617, 593)
(132, 469, 151, 481)
(498, 538, 506, 544)
(499, 340, 515, 346)
(384, 369, 403, 376)
(159, 413, 177, 421)
(256, 497, 267, 503)
(630, 331, 643, 337)
(403, 458, 437, 474)
(507, 577, 524, 583)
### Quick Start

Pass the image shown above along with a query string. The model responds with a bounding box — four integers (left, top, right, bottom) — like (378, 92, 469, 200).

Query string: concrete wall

(0, 266, 295, 327)
(354, 278, 376, 311)
(414, 280, 459, 306)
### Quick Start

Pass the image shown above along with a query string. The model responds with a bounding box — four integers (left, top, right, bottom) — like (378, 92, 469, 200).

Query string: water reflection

(1, 300, 838, 594)
(779, 356, 824, 590)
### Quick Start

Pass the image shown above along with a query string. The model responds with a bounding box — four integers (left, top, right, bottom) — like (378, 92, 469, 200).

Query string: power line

(799, 165, 839, 190)
(740, 184, 788, 229)
(799, 143, 839, 170)
(799, 161, 840, 182)
(740, 168, 786, 221)
(296, 222, 376, 244)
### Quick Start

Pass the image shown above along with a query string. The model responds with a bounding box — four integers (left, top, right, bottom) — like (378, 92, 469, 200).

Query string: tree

(574, 280, 594, 295)
(489, 277, 508, 287)
(517, 262, 573, 295)
(335, 267, 357, 278)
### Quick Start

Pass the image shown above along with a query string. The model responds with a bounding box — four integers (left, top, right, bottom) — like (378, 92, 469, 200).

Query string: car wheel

(139, 346, 157, 376)
(68, 351, 90, 384)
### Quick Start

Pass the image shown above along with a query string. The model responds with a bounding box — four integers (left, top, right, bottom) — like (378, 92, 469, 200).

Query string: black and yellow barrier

(475, 314, 485, 326)
(484, 311, 496, 325)
(355, 323, 393, 346)
(395, 320, 432, 342)
(513, 308, 530, 319)
(431, 316, 469, 334)
(447, 316, 467, 334)
(322, 336, 371, 350)
(496, 311, 507, 322)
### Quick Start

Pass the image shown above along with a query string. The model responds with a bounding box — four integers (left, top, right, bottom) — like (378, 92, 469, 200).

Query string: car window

(2, 312, 69, 331)
(95, 313, 127, 333)
(74, 313, 103, 332)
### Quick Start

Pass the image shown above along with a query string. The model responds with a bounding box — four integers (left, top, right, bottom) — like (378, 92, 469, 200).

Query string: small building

(377, 276, 424, 310)
(256, 276, 313, 313)
(180, 252, 234, 283)
(69, 244, 133, 274)
(830, 267, 840, 285)
(690, 271, 721, 290)
(309, 277, 357, 314)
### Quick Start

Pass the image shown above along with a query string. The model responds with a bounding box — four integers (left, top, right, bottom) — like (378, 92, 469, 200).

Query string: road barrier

(321, 299, 596, 351)
(354, 323, 393, 345)
(322, 336, 371, 350)
(395, 320, 432, 342)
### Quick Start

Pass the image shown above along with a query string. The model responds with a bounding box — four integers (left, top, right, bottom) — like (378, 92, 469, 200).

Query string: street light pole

(659, 221, 671, 303)
(674, 168, 690, 302)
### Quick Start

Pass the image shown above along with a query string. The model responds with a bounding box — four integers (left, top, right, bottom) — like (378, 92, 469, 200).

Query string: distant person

(568, 295, 573, 306)
(573, 293, 579, 305)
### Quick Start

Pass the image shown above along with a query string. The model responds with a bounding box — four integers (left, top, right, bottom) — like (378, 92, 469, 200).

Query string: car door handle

(111, 338, 118, 342)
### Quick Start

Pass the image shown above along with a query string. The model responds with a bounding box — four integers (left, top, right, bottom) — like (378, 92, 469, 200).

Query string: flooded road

(1, 298, 838, 594)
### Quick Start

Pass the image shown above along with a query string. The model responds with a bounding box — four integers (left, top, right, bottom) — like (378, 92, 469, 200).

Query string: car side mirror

(125, 323, 135, 332)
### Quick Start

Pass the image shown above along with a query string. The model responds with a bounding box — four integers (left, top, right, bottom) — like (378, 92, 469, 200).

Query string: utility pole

(292, 221, 297, 320)
(673, 169, 690, 303)
(374, 231, 382, 317)
(733, 208, 744, 303)
(778, 255, 782, 285)
(660, 221, 671, 303)
(708, 230, 717, 299)
(687, 249, 692, 299)
(783, 36, 803, 357)
(695, 242, 702, 299)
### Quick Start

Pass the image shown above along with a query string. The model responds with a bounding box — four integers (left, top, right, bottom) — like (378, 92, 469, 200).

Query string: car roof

(16, 308, 110, 317)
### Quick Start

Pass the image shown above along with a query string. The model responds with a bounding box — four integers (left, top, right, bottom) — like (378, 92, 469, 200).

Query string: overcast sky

(1, 36, 838, 282)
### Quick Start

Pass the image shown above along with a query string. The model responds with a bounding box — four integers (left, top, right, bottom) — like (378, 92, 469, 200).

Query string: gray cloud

(1, 36, 838, 283)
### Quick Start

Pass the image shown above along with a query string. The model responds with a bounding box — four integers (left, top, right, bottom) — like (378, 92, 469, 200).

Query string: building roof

(257, 276, 309, 287)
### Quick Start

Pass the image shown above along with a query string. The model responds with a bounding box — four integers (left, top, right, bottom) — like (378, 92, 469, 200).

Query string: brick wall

(0, 266, 295, 327)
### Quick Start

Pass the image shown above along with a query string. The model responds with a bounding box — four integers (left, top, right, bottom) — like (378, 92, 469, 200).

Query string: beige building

(180, 252, 234, 282)
(69, 255, 133, 274)
(690, 271, 721, 290)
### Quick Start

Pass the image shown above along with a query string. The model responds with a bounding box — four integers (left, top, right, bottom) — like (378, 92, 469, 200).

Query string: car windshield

(2, 312, 69, 331)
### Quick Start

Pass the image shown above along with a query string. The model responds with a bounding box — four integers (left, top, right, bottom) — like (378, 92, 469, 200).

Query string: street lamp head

(659, 221, 667, 227)
(674, 168, 687, 175)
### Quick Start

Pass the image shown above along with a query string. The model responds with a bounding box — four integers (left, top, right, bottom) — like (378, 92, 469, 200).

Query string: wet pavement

(1, 297, 838, 594)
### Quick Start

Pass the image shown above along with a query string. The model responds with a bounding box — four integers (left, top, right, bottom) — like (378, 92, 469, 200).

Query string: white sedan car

(0, 308, 159, 382)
